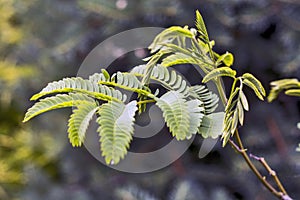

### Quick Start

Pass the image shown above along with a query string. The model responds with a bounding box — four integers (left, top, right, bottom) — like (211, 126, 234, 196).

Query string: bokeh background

(0, 0, 299, 199)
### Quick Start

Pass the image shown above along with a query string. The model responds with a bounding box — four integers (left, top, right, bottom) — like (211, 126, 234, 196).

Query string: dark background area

(0, 0, 299, 199)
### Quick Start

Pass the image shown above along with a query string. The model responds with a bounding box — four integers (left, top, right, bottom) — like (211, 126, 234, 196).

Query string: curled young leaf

(216, 52, 234, 67)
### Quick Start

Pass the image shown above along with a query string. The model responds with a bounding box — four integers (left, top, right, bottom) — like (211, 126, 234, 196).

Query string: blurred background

(0, 0, 299, 199)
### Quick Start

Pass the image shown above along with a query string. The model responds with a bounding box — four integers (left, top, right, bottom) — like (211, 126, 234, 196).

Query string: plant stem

(215, 78, 227, 105)
(137, 99, 155, 105)
(214, 76, 292, 200)
(99, 81, 155, 99)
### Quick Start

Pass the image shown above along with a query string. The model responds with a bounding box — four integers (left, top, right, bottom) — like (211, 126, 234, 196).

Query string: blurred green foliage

(0, 1, 60, 199)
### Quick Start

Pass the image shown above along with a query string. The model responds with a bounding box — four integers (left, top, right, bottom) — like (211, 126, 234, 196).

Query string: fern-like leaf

(149, 26, 193, 53)
(131, 64, 190, 96)
(97, 100, 138, 165)
(68, 102, 98, 147)
(161, 52, 200, 67)
(188, 85, 219, 114)
(23, 93, 95, 122)
(155, 91, 203, 140)
(195, 10, 209, 40)
(31, 77, 126, 102)
(186, 99, 205, 139)
(111, 72, 143, 89)
(198, 112, 224, 139)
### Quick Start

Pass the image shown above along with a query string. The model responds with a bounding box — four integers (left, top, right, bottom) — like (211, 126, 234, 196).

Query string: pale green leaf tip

(258, 95, 264, 101)
(23, 115, 31, 123)
(30, 95, 38, 101)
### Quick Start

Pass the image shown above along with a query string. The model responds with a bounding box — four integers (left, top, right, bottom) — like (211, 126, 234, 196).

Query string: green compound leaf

(30, 77, 125, 102)
(198, 112, 225, 139)
(186, 99, 205, 139)
(202, 67, 236, 83)
(149, 26, 193, 53)
(161, 52, 200, 67)
(97, 100, 138, 165)
(23, 93, 95, 122)
(156, 91, 203, 140)
(112, 72, 143, 89)
(131, 64, 190, 96)
(195, 10, 209, 40)
(188, 85, 219, 114)
(242, 73, 266, 101)
(68, 102, 98, 147)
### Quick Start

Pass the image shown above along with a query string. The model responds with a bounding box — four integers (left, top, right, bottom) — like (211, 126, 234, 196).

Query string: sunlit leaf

(242, 73, 266, 100)
(23, 94, 95, 122)
(285, 89, 300, 96)
(68, 102, 98, 147)
(216, 52, 234, 67)
(97, 101, 138, 165)
(202, 67, 236, 83)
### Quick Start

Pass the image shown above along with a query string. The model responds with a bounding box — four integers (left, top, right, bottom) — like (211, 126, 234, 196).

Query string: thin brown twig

(228, 137, 281, 198)
(249, 153, 288, 195)
(211, 64, 292, 199)
(228, 133, 292, 200)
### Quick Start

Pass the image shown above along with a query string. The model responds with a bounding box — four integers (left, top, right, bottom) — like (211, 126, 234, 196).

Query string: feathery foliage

(131, 64, 190, 96)
(23, 93, 95, 122)
(155, 91, 204, 140)
(188, 85, 219, 114)
(97, 101, 137, 165)
(68, 102, 98, 147)
(24, 10, 266, 165)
